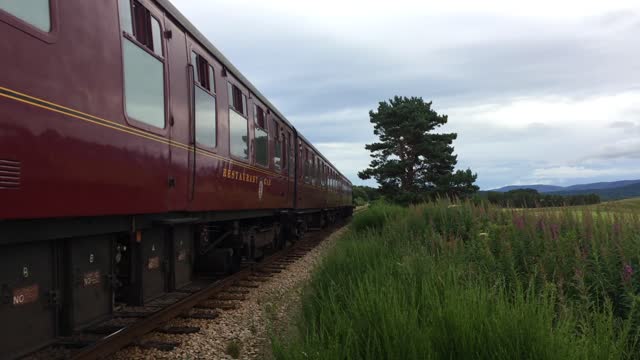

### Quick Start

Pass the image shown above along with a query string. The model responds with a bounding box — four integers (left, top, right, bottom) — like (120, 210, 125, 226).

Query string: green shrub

(350, 202, 406, 233)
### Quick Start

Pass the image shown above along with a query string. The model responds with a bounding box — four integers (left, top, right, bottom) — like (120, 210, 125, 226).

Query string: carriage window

(195, 88, 216, 147)
(193, 52, 214, 92)
(151, 17, 162, 57)
(123, 38, 165, 128)
(118, 0, 133, 34)
(305, 149, 311, 184)
(118, 1, 161, 57)
(254, 127, 268, 167)
(0, 0, 51, 32)
(312, 156, 317, 186)
(228, 83, 247, 116)
(255, 106, 266, 129)
(281, 133, 287, 170)
(228, 83, 248, 159)
(288, 134, 294, 177)
(230, 110, 248, 159)
(192, 52, 216, 147)
(273, 120, 282, 171)
(254, 108, 268, 166)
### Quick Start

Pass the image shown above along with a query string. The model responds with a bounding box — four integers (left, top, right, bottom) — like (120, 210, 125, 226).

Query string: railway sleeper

(214, 293, 247, 301)
(224, 288, 250, 294)
(156, 326, 200, 335)
(195, 301, 238, 311)
(133, 340, 181, 352)
(0, 213, 319, 359)
(234, 282, 260, 288)
(251, 271, 275, 277)
(179, 311, 219, 320)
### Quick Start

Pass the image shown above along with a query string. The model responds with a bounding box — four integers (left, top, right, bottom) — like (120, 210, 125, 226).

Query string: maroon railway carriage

(0, 0, 352, 358)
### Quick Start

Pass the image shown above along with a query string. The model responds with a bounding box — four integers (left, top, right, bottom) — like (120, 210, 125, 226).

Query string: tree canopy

(358, 96, 478, 203)
(486, 189, 601, 208)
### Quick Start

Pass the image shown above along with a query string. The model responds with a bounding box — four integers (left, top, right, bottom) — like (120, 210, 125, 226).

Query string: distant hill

(487, 179, 640, 201)
(490, 184, 564, 193)
(552, 182, 640, 201)
(561, 180, 640, 192)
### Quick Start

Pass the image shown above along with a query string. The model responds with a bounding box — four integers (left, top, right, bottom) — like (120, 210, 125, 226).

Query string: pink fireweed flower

(623, 263, 634, 283)
(512, 214, 525, 230)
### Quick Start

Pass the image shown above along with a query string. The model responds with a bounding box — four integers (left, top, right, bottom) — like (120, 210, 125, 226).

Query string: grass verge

(272, 201, 640, 359)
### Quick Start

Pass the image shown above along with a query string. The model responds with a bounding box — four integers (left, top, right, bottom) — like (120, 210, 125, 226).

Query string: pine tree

(358, 96, 478, 202)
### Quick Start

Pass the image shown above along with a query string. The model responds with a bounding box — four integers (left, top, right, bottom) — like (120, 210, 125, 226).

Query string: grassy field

(272, 200, 640, 359)
(594, 197, 640, 213)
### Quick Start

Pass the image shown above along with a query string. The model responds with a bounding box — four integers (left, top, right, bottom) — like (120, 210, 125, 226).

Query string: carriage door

(163, 15, 191, 209)
(286, 130, 295, 208)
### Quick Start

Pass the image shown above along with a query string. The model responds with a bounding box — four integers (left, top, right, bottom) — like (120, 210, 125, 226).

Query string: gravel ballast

(110, 225, 347, 360)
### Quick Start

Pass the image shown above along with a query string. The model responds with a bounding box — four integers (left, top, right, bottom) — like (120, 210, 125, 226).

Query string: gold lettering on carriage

(222, 168, 272, 186)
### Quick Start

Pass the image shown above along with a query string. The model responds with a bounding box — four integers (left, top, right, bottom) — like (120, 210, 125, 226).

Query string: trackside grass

(272, 201, 640, 359)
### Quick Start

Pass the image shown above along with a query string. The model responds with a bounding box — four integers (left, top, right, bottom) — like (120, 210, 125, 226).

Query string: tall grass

(273, 201, 640, 359)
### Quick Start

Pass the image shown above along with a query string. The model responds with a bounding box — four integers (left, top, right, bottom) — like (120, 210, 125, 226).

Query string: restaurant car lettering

(222, 168, 272, 186)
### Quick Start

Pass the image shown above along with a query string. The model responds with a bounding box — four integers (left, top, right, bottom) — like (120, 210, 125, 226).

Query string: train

(0, 0, 353, 358)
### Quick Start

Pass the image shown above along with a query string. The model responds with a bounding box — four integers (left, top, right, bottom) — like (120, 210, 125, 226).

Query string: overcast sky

(172, 0, 640, 189)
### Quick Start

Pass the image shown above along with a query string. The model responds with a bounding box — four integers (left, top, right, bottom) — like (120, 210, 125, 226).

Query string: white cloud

(171, 0, 640, 189)
(314, 142, 371, 179)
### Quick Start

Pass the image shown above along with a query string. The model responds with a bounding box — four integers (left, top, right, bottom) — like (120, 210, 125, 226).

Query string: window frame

(287, 133, 294, 178)
(0, 0, 59, 43)
(227, 80, 250, 163)
(190, 47, 219, 151)
(254, 104, 267, 130)
(272, 117, 284, 173)
(119, 0, 168, 134)
(252, 101, 269, 168)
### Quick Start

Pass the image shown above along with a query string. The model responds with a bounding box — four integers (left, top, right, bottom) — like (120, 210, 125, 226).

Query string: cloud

(314, 142, 376, 185)
(171, 0, 640, 189)
(587, 138, 640, 160)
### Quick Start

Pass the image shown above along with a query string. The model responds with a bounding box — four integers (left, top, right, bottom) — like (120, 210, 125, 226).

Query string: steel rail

(69, 226, 337, 360)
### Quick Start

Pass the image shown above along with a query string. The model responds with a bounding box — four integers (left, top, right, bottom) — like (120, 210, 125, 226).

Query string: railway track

(26, 223, 347, 360)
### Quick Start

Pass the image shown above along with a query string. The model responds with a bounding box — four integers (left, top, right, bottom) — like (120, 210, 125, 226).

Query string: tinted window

(123, 38, 165, 128)
(151, 16, 162, 57)
(118, 0, 133, 34)
(288, 134, 294, 177)
(0, 0, 51, 32)
(193, 52, 215, 91)
(255, 106, 266, 129)
(230, 110, 248, 159)
(208, 65, 215, 93)
(274, 136, 282, 171)
(228, 83, 246, 116)
(192, 52, 199, 83)
(255, 127, 268, 166)
(195, 87, 216, 147)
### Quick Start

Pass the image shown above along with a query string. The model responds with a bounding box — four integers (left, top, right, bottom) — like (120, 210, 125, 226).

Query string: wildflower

(623, 263, 634, 283)
(550, 223, 560, 240)
(512, 214, 525, 230)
